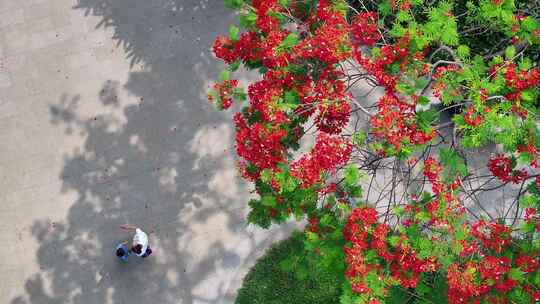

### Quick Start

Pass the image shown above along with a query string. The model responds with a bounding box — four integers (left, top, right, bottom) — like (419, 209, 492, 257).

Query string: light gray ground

(0, 1, 295, 303)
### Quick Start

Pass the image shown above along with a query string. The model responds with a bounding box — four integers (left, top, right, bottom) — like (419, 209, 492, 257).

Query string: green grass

(235, 231, 343, 304)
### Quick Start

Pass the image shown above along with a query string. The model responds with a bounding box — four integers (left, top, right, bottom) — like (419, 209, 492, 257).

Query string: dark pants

(141, 247, 152, 258)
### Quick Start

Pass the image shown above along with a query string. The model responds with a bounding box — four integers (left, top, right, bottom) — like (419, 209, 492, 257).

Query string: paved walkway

(0, 1, 293, 303)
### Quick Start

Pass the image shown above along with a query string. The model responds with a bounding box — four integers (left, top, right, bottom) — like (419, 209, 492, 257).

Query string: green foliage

(216, 1, 540, 303)
(416, 109, 438, 133)
(278, 90, 301, 111)
(224, 0, 243, 9)
(439, 148, 468, 181)
(219, 69, 231, 81)
(278, 33, 300, 51)
(352, 132, 366, 147)
(229, 25, 240, 41)
(422, 2, 459, 46)
(239, 10, 257, 28)
(236, 231, 343, 304)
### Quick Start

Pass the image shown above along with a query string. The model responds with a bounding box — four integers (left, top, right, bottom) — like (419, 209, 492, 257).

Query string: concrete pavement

(0, 1, 294, 303)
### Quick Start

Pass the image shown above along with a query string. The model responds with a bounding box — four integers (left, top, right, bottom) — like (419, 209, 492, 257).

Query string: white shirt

(132, 228, 149, 257)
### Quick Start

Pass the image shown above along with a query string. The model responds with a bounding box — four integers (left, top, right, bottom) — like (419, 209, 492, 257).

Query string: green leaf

(279, 257, 295, 271)
(520, 221, 535, 234)
(455, 228, 467, 241)
(295, 264, 309, 280)
(416, 109, 439, 131)
(260, 169, 272, 183)
(393, 206, 404, 216)
(417, 96, 431, 106)
(505, 45, 516, 59)
(518, 152, 533, 166)
(378, 0, 392, 16)
(396, 82, 416, 95)
(219, 69, 231, 81)
(284, 90, 300, 104)
(440, 148, 468, 180)
(417, 238, 433, 258)
(388, 235, 400, 247)
(396, 10, 412, 22)
(320, 214, 333, 227)
(521, 90, 535, 102)
(277, 102, 298, 111)
(353, 132, 366, 146)
(233, 88, 247, 101)
(228, 25, 240, 41)
(457, 45, 470, 58)
(224, 0, 243, 9)
(228, 60, 241, 71)
(416, 281, 430, 296)
(278, 0, 290, 7)
(415, 211, 430, 222)
(344, 165, 360, 186)
(519, 58, 532, 71)
(509, 288, 530, 303)
(533, 271, 540, 286)
(520, 195, 538, 208)
(279, 33, 299, 50)
(275, 168, 299, 193)
(261, 196, 277, 207)
(508, 268, 524, 281)
(278, 90, 300, 111)
(305, 231, 319, 242)
(239, 11, 257, 28)
(521, 17, 538, 31)
(414, 77, 430, 90)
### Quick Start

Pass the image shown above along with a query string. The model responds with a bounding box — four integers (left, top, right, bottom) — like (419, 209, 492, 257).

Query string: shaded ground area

(0, 1, 293, 303)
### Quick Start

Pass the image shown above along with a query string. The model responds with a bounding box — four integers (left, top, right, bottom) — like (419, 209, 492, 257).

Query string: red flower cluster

(431, 65, 462, 99)
(447, 262, 482, 304)
(253, 0, 282, 33)
(344, 207, 438, 300)
(294, 6, 351, 64)
(371, 93, 435, 151)
(420, 157, 466, 228)
(447, 254, 523, 303)
(312, 70, 351, 134)
(504, 64, 540, 91)
(463, 106, 482, 126)
(291, 133, 352, 187)
(488, 154, 529, 184)
(208, 79, 238, 109)
(354, 36, 410, 92)
(424, 157, 443, 193)
(210, 3, 540, 304)
(234, 113, 288, 178)
(212, 35, 237, 64)
(351, 12, 381, 46)
(344, 207, 386, 297)
(503, 64, 540, 103)
(470, 220, 512, 253)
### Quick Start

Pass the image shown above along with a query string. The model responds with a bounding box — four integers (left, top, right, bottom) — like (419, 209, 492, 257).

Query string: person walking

(115, 240, 130, 262)
(120, 224, 153, 258)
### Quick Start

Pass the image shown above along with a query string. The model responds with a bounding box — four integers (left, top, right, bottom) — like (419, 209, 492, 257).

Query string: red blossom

(234, 113, 288, 175)
(351, 12, 381, 46)
(488, 154, 513, 183)
(291, 133, 352, 187)
(371, 93, 434, 151)
(208, 79, 239, 109)
(471, 220, 512, 253)
(212, 36, 237, 63)
(463, 107, 482, 126)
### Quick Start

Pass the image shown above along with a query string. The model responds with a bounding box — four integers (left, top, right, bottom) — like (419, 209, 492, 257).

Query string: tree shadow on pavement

(11, 1, 294, 304)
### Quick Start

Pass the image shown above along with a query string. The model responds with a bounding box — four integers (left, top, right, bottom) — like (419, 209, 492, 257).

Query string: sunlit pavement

(0, 1, 294, 303)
